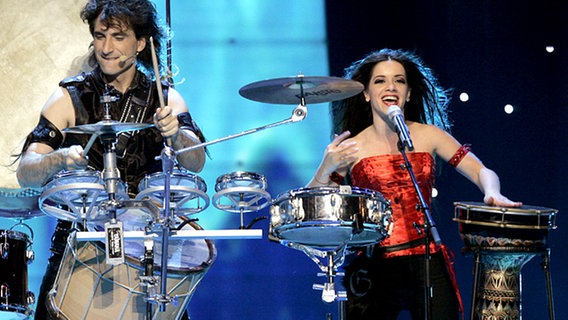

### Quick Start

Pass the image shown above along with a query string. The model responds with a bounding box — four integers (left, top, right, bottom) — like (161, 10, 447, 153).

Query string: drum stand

(467, 245, 555, 320)
(212, 172, 271, 229)
(285, 242, 348, 320)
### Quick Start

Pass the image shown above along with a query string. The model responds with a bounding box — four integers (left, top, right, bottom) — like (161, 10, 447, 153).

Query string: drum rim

(453, 201, 557, 230)
(454, 201, 558, 214)
(138, 170, 207, 192)
(214, 171, 267, 191)
(274, 186, 387, 203)
(45, 168, 103, 184)
(274, 224, 387, 247)
(1, 229, 30, 241)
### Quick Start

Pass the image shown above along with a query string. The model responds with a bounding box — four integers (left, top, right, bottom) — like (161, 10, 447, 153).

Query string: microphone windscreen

(387, 105, 403, 120)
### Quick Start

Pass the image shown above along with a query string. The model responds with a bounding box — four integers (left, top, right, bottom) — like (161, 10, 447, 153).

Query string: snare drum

(270, 186, 392, 248)
(136, 169, 209, 215)
(48, 219, 216, 320)
(213, 171, 271, 213)
(453, 201, 557, 249)
(40, 169, 129, 222)
(0, 230, 34, 319)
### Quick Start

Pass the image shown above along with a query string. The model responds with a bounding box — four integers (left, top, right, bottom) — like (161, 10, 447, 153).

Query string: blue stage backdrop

(1, 1, 566, 320)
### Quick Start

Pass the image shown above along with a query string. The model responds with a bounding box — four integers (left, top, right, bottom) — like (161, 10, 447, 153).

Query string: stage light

(459, 92, 469, 102)
(432, 187, 438, 198)
(504, 104, 514, 114)
(546, 46, 555, 53)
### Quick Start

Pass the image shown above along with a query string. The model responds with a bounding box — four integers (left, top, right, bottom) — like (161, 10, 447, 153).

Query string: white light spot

(459, 92, 469, 102)
(504, 104, 514, 114)
(546, 46, 555, 53)
(432, 188, 438, 198)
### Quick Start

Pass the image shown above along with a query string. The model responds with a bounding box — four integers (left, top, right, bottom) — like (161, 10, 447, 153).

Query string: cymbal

(63, 120, 155, 135)
(239, 75, 364, 105)
(0, 188, 43, 219)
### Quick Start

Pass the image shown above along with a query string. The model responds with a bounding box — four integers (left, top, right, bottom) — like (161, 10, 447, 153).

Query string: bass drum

(270, 186, 392, 249)
(48, 215, 216, 320)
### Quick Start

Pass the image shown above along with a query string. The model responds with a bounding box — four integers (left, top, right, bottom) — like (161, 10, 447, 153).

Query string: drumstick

(82, 132, 99, 158)
(149, 36, 172, 147)
(150, 36, 165, 109)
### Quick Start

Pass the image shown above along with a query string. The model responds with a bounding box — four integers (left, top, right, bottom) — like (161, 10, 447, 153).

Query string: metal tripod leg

(542, 248, 555, 320)
(470, 249, 481, 320)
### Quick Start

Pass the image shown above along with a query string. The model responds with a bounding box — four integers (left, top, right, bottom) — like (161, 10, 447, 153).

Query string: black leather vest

(60, 68, 168, 193)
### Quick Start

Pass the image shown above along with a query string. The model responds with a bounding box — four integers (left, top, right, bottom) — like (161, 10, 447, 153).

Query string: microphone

(118, 54, 136, 67)
(387, 105, 414, 151)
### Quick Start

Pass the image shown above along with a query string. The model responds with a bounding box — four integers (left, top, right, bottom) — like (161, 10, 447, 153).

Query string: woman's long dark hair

(331, 48, 451, 138)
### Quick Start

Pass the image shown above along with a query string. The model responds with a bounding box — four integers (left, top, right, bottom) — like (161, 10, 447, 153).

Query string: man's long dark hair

(81, 0, 169, 78)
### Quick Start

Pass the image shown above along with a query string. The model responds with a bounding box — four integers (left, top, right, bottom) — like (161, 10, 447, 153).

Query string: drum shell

(0, 230, 33, 318)
(454, 202, 557, 250)
(48, 221, 216, 320)
(270, 186, 392, 248)
(135, 170, 209, 215)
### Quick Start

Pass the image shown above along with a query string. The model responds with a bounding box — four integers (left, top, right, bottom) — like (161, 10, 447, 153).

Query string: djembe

(453, 202, 557, 320)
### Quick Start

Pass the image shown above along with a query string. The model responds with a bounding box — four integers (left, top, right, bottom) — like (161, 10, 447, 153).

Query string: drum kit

(0, 72, 559, 320)
(0, 73, 382, 320)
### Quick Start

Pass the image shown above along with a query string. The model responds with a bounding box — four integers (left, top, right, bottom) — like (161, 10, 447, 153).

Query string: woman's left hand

(484, 193, 523, 208)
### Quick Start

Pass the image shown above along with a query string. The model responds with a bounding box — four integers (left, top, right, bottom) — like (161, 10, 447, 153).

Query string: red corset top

(351, 152, 438, 257)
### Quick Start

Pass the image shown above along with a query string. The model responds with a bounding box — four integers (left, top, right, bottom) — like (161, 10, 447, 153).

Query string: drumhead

(273, 186, 387, 203)
(40, 169, 129, 222)
(453, 201, 557, 230)
(138, 169, 207, 193)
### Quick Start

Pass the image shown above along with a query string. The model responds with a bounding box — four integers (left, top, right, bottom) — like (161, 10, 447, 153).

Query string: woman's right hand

(308, 131, 359, 187)
(322, 131, 359, 173)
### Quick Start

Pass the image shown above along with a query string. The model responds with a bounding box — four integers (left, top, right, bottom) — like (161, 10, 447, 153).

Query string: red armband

(329, 171, 345, 184)
(448, 144, 471, 167)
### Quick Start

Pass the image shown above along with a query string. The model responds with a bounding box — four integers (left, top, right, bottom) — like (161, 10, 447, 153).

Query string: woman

(307, 48, 521, 319)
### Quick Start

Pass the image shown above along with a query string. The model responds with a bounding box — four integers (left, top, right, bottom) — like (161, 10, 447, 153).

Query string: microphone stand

(396, 140, 441, 320)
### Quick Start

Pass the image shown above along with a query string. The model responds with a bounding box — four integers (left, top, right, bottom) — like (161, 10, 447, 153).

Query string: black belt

(375, 237, 428, 254)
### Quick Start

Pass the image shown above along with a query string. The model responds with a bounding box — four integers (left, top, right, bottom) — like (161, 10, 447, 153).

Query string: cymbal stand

(138, 144, 179, 314)
(286, 242, 348, 320)
(173, 103, 307, 156)
(98, 91, 126, 266)
(153, 145, 178, 312)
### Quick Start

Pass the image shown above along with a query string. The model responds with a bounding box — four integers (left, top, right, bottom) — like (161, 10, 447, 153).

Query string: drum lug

(0, 283, 9, 299)
(26, 249, 35, 264)
(26, 291, 35, 305)
(1, 241, 8, 260)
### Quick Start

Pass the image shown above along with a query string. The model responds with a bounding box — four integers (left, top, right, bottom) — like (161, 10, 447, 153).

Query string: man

(17, 1, 205, 318)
